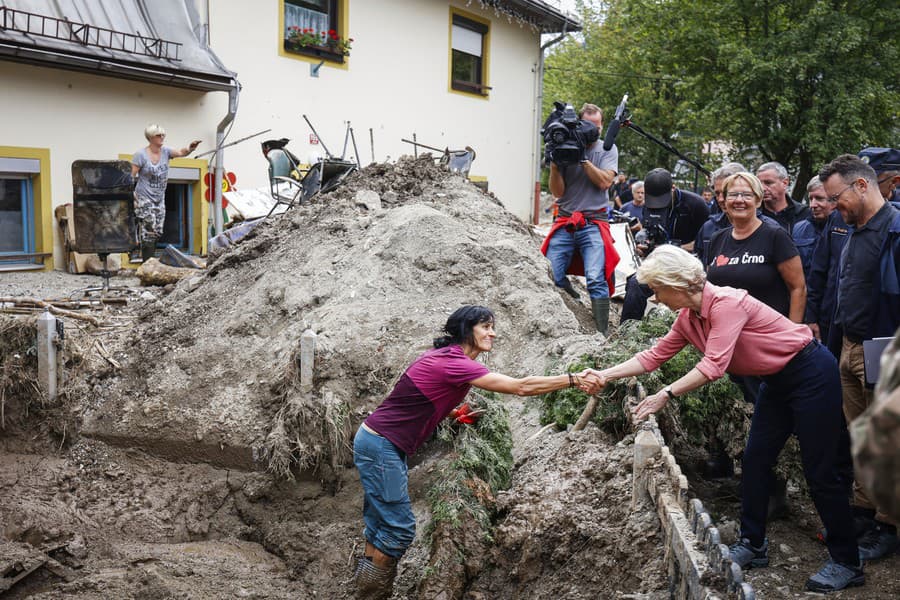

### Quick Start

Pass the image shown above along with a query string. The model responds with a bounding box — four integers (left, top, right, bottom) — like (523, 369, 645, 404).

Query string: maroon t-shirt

(364, 345, 489, 455)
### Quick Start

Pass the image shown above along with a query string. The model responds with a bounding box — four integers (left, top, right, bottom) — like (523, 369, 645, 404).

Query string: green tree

(545, 0, 899, 196)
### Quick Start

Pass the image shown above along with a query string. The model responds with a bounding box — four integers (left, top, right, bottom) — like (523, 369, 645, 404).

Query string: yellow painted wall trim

(448, 6, 491, 101)
(278, 0, 350, 71)
(0, 145, 53, 271)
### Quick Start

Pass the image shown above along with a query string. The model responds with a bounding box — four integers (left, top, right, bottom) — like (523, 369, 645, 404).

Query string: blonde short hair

(144, 124, 166, 140)
(637, 245, 706, 294)
(722, 172, 764, 207)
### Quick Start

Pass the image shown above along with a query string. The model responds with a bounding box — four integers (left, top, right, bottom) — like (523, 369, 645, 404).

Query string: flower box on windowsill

(284, 41, 345, 64)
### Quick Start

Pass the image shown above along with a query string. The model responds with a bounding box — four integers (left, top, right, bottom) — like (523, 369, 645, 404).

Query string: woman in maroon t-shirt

(352, 305, 603, 597)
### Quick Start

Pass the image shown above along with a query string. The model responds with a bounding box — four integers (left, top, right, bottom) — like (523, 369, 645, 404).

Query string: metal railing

(0, 6, 181, 61)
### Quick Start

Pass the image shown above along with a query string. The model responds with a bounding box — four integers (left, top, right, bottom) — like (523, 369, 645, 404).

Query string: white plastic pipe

(299, 329, 317, 392)
(36, 309, 58, 402)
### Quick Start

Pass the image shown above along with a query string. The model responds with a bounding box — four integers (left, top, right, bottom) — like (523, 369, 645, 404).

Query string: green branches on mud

(540, 310, 749, 459)
(428, 390, 512, 534)
(418, 390, 513, 597)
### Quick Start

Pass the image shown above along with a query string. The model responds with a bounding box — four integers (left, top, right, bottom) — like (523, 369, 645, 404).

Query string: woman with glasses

(131, 124, 201, 262)
(705, 172, 806, 322)
(584, 245, 862, 593)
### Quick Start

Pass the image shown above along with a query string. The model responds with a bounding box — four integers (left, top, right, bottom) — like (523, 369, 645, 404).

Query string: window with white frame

(451, 14, 489, 96)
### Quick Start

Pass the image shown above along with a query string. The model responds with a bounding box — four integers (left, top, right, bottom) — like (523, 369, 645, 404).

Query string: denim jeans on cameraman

(353, 425, 416, 558)
(546, 225, 608, 299)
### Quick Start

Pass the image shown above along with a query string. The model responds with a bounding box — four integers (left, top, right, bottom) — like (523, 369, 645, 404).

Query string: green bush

(540, 309, 746, 448)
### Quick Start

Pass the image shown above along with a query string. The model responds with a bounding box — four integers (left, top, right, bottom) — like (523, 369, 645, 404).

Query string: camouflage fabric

(134, 194, 166, 242)
(851, 330, 900, 523)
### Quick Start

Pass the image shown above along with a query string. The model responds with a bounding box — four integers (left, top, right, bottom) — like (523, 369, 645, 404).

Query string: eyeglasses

(827, 182, 856, 204)
(725, 191, 755, 200)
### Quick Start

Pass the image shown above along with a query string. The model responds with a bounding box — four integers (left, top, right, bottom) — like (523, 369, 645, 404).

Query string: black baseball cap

(644, 168, 673, 209)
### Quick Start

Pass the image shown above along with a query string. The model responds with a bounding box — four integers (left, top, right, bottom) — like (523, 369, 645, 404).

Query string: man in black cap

(621, 168, 709, 321)
(636, 168, 710, 254)
(858, 147, 900, 206)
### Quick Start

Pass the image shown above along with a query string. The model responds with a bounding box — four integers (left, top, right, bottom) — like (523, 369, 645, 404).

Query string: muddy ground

(1, 157, 898, 599)
(0, 158, 669, 599)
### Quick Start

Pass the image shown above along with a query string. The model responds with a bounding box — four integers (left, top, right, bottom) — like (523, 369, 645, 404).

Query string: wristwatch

(664, 386, 677, 401)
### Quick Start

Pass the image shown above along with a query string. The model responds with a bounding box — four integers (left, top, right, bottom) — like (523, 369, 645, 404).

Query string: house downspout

(533, 27, 568, 225)
(213, 82, 239, 236)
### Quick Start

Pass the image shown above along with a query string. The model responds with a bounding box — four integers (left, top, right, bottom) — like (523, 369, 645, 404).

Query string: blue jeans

(353, 426, 416, 558)
(546, 225, 608, 299)
(740, 341, 858, 565)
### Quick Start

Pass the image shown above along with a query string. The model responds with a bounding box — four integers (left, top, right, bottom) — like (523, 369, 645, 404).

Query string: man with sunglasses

(819, 153, 900, 562)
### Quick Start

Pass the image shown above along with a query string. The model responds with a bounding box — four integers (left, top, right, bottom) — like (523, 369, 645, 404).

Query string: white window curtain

(284, 3, 329, 38)
(452, 24, 482, 57)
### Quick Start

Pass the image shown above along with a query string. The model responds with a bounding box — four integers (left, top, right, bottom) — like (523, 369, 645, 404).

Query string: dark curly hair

(433, 305, 495, 349)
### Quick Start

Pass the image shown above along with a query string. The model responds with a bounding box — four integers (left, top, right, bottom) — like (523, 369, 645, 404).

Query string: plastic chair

(442, 147, 476, 176)
(266, 148, 304, 216)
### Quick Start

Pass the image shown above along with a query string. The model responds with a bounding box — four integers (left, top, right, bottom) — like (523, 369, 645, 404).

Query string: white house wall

(209, 0, 542, 219)
(0, 60, 227, 270)
(1, 0, 545, 269)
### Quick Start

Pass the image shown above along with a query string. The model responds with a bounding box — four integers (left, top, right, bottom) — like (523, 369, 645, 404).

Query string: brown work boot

(354, 547, 397, 600)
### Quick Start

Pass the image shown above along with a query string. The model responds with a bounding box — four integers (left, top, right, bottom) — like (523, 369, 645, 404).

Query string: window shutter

(452, 24, 482, 57)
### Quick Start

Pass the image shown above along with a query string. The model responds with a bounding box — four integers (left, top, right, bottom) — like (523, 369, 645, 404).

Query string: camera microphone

(603, 93, 628, 151)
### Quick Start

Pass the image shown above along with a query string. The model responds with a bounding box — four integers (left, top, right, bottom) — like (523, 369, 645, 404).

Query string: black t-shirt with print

(705, 222, 799, 317)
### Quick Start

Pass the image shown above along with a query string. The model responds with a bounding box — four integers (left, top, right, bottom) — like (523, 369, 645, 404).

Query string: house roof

(502, 1, 582, 33)
(0, 0, 236, 92)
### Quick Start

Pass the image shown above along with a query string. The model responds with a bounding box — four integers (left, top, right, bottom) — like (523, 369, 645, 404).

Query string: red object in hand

(454, 403, 478, 424)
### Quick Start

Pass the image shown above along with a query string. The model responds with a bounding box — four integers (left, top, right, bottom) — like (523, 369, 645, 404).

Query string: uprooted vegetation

(0, 316, 41, 429)
(539, 309, 808, 484)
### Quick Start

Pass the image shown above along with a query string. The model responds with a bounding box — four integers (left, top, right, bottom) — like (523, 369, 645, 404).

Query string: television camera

(541, 101, 600, 167)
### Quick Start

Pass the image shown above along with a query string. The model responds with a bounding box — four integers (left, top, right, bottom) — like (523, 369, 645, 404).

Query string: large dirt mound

(469, 427, 668, 599)
(81, 155, 591, 474)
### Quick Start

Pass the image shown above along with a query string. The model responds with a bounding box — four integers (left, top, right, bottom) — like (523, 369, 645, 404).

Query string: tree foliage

(544, 0, 899, 196)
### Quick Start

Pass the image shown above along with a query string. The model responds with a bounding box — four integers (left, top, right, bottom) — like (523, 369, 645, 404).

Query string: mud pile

(80, 155, 593, 474)
(470, 426, 668, 598)
(1, 156, 676, 598)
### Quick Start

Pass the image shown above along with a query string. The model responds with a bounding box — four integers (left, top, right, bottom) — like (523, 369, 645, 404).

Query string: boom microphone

(603, 93, 628, 151)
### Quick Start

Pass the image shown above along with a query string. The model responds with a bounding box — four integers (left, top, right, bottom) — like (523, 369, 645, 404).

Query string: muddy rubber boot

(591, 297, 610, 335)
(141, 240, 156, 263)
(354, 550, 397, 600)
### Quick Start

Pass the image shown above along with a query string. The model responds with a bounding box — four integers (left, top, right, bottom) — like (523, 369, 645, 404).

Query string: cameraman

(620, 168, 709, 322)
(543, 103, 619, 335)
